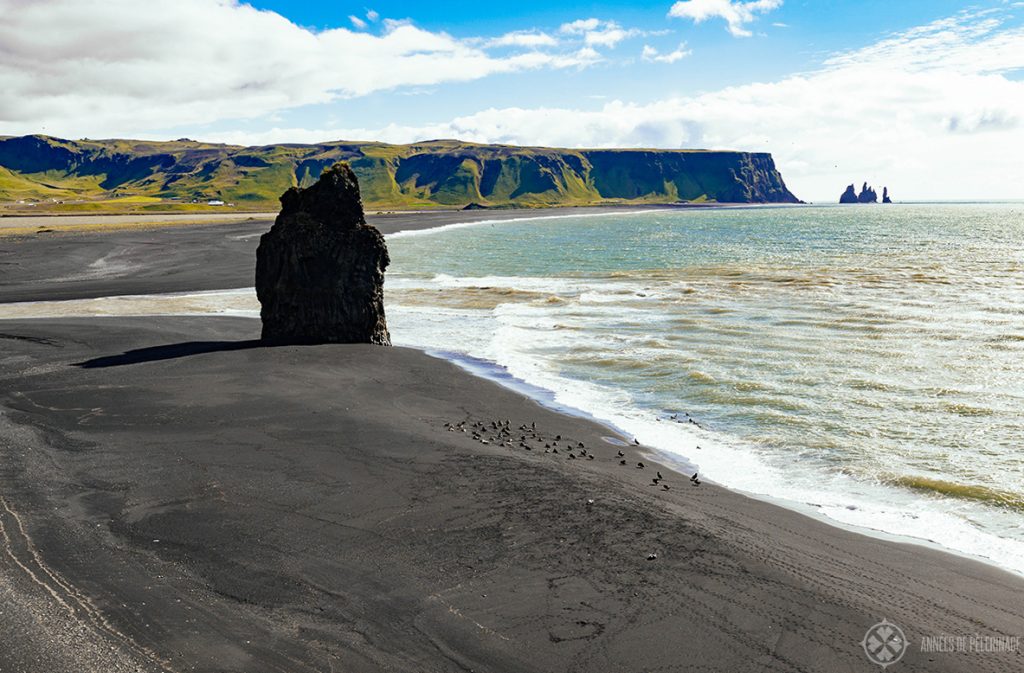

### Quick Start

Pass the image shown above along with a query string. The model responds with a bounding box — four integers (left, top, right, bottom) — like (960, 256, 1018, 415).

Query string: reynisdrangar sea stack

(255, 162, 391, 345)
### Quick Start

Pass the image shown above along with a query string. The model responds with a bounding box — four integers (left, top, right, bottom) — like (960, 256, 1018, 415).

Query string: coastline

(1, 207, 1022, 670)
(2, 205, 1022, 573)
(0, 315, 1021, 672)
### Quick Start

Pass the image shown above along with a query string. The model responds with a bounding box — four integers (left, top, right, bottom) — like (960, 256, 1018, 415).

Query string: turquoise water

(384, 204, 1024, 573)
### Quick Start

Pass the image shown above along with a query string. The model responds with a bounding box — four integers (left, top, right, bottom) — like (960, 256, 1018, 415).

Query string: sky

(0, 1, 1022, 201)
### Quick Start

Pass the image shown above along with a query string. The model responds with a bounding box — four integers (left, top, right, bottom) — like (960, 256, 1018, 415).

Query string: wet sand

(0, 208, 1021, 672)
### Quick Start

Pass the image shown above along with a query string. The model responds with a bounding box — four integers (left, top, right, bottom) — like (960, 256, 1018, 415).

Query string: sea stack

(882, 187, 892, 203)
(255, 162, 391, 345)
(839, 182, 883, 204)
(857, 182, 878, 203)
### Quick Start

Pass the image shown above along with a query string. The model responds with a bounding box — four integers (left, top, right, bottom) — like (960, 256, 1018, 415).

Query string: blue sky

(223, 0, 998, 136)
(1, 0, 1022, 199)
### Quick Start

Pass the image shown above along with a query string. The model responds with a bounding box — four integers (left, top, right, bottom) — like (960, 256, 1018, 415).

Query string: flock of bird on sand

(443, 418, 702, 490)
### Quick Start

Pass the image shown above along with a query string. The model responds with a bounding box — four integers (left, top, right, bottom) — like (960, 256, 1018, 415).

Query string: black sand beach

(0, 212, 1022, 672)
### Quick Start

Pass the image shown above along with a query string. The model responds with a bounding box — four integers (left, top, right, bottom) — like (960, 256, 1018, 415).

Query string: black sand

(0, 212, 1021, 672)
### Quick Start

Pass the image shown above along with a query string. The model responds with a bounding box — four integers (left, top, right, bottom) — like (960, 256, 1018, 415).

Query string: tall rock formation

(255, 163, 391, 345)
(840, 182, 886, 204)
(840, 184, 858, 204)
(857, 182, 878, 203)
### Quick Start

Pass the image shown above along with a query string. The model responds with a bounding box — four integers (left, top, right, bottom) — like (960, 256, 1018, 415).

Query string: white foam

(385, 209, 662, 239)
(386, 274, 1024, 575)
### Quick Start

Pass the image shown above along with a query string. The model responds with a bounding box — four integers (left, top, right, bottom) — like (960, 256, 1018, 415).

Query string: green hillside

(0, 135, 800, 212)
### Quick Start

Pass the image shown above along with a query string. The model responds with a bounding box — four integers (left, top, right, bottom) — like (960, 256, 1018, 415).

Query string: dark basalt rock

(840, 181, 886, 204)
(255, 162, 390, 345)
(857, 182, 878, 203)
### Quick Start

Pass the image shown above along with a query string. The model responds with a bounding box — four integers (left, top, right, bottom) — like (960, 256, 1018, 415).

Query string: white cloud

(487, 30, 559, 49)
(560, 18, 641, 48)
(642, 42, 691, 63)
(0, 0, 596, 138)
(366, 9, 380, 22)
(668, 0, 783, 37)
(560, 18, 601, 34)
(349, 15, 367, 30)
(207, 12, 1024, 200)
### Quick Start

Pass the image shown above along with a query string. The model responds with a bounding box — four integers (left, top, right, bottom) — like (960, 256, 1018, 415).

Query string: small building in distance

(207, 199, 225, 206)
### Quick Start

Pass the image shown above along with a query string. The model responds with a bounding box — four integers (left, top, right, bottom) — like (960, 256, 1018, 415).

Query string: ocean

(3, 203, 1022, 574)
(384, 204, 1024, 573)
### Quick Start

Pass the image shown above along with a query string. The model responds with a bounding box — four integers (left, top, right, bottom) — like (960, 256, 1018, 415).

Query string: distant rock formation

(256, 162, 391, 345)
(882, 187, 892, 204)
(839, 181, 885, 204)
(858, 182, 878, 203)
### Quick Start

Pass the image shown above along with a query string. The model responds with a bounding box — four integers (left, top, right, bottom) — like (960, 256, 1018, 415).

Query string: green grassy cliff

(0, 135, 800, 212)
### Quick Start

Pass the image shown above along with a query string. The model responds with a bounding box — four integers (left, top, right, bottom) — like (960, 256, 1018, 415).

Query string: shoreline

(422, 347, 1024, 577)
(0, 315, 1021, 672)
(0, 287, 1017, 577)
(1, 206, 1022, 670)
(1, 205, 1022, 576)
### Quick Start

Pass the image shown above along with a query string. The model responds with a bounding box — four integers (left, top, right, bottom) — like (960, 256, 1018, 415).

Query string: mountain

(0, 135, 800, 212)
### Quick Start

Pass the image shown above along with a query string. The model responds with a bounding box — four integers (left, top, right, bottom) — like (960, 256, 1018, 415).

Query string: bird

(556, 435, 562, 441)
(577, 442, 584, 449)
(657, 471, 663, 480)
(569, 453, 576, 459)
(617, 450, 624, 457)
(633, 438, 640, 446)
(652, 478, 660, 485)
(690, 472, 699, 482)
(619, 459, 627, 466)
(662, 484, 670, 491)
(637, 462, 645, 469)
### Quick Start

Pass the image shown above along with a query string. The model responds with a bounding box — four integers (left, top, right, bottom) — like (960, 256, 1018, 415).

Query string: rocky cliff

(0, 135, 801, 210)
(255, 163, 390, 345)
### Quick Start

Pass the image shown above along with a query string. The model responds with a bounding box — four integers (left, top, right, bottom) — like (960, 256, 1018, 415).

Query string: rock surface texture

(256, 163, 391, 345)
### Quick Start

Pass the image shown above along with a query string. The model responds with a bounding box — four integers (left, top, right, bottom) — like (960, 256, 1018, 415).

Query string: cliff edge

(0, 135, 800, 209)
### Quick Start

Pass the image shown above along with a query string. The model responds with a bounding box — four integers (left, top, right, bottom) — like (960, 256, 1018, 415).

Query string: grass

(0, 135, 798, 211)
